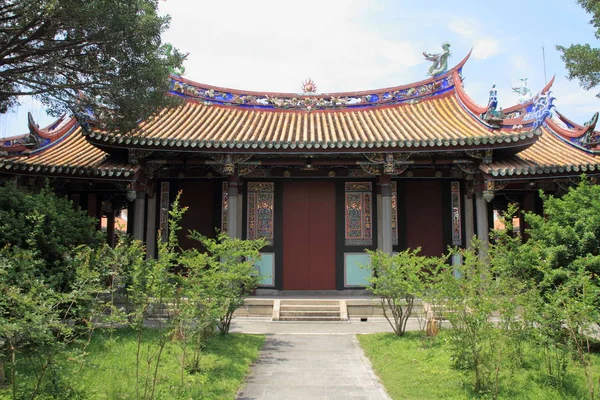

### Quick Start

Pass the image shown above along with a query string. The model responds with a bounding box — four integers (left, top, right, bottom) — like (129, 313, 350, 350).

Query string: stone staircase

(273, 299, 348, 322)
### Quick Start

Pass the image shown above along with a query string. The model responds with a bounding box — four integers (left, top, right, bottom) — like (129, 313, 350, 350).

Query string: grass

(0, 328, 265, 400)
(358, 331, 600, 400)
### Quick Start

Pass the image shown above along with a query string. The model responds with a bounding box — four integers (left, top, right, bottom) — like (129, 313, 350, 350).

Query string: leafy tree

(0, 184, 102, 291)
(365, 249, 445, 337)
(557, 0, 600, 96)
(524, 178, 600, 293)
(0, 0, 185, 131)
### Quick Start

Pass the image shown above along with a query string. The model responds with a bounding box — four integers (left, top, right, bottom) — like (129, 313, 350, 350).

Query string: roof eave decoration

(455, 73, 556, 134)
(0, 160, 140, 181)
(0, 114, 78, 157)
(545, 111, 600, 153)
(167, 51, 472, 112)
(482, 122, 600, 179)
(482, 161, 598, 179)
(503, 76, 555, 115)
(0, 125, 139, 181)
(84, 130, 540, 154)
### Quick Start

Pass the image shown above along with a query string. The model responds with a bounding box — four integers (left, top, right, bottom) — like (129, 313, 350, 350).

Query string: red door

(283, 181, 336, 290)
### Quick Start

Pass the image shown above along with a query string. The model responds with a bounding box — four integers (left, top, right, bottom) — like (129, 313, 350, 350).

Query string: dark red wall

(175, 181, 215, 250)
(404, 181, 444, 257)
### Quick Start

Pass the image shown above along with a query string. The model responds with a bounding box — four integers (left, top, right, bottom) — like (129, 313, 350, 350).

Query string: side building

(1, 51, 599, 291)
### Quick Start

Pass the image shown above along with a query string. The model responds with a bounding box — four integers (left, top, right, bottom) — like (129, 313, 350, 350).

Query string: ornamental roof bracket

(482, 180, 509, 202)
(362, 153, 411, 175)
(128, 149, 153, 165)
(465, 149, 493, 164)
(210, 154, 254, 176)
(454, 161, 477, 180)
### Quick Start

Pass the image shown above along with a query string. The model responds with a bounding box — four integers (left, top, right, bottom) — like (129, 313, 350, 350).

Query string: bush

(366, 249, 445, 336)
(0, 184, 102, 291)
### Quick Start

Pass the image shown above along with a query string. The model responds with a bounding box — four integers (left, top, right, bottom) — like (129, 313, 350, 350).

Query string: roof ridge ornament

(512, 78, 533, 104)
(579, 112, 600, 149)
(523, 91, 556, 130)
(301, 77, 318, 95)
(423, 42, 451, 77)
(482, 84, 505, 127)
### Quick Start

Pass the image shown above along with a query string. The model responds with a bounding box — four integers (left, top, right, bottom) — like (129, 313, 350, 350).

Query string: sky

(2, 0, 599, 137)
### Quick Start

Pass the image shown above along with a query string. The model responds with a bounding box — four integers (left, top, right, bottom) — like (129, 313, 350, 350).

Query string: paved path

(231, 317, 407, 335)
(236, 331, 392, 400)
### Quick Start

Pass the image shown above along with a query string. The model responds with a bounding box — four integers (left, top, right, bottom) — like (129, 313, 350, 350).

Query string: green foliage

(557, 1, 600, 96)
(440, 240, 503, 394)
(0, 329, 265, 400)
(525, 179, 600, 285)
(0, 245, 109, 399)
(0, 0, 186, 131)
(186, 232, 267, 335)
(366, 249, 445, 336)
(358, 331, 600, 400)
(0, 184, 101, 291)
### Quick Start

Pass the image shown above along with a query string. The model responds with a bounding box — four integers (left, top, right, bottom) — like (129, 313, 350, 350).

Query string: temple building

(1, 49, 599, 291)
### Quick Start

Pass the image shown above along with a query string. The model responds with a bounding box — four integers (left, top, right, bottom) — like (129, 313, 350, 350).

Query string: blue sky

(1, 0, 599, 137)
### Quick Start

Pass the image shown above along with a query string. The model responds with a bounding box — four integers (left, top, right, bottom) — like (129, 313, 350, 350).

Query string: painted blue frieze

(168, 71, 456, 111)
(523, 91, 556, 130)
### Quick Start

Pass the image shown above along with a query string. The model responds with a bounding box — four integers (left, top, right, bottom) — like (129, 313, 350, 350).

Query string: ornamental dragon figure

(423, 42, 451, 77)
(512, 78, 533, 104)
(165, 43, 187, 76)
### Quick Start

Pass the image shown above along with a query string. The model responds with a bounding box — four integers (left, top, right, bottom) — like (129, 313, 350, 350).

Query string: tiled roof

(85, 93, 540, 152)
(83, 53, 546, 153)
(0, 114, 74, 155)
(481, 126, 599, 178)
(0, 124, 138, 180)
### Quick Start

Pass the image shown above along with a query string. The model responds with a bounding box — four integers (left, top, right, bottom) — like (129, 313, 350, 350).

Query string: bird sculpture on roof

(512, 78, 533, 104)
(423, 42, 451, 77)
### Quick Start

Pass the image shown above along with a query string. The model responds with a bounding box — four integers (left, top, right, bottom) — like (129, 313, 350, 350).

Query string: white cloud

(0, 97, 54, 139)
(473, 38, 501, 60)
(551, 80, 600, 121)
(510, 55, 530, 72)
(159, 0, 422, 93)
(448, 18, 501, 60)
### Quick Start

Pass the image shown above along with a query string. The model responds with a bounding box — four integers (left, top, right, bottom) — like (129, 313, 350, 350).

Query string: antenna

(542, 43, 547, 84)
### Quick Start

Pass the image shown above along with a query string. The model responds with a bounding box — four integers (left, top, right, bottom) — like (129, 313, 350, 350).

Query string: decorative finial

(301, 77, 318, 94)
(423, 42, 451, 77)
(482, 83, 505, 126)
(512, 78, 533, 104)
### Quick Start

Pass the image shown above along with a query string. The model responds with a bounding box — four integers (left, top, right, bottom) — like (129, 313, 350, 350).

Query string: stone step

(278, 316, 342, 322)
(279, 300, 340, 306)
(280, 305, 340, 312)
(280, 311, 341, 317)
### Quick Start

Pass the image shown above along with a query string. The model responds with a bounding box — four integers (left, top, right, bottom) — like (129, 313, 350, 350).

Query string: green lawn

(0, 329, 264, 400)
(358, 331, 599, 400)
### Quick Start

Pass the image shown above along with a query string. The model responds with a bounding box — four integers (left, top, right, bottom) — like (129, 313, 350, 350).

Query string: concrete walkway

(235, 318, 394, 400)
(236, 334, 391, 400)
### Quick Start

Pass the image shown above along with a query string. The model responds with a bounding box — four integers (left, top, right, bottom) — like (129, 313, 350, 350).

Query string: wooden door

(283, 181, 336, 290)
